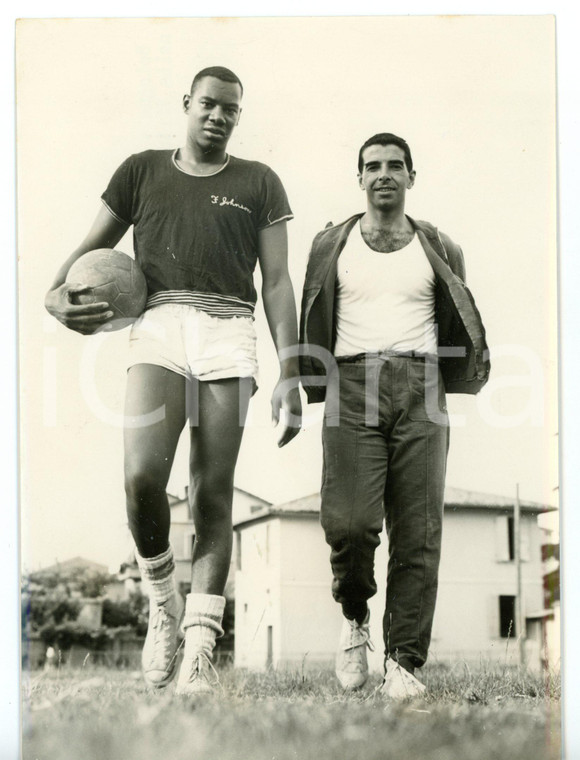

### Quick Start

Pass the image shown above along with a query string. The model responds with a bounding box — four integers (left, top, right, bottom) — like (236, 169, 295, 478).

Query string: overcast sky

(16, 16, 559, 572)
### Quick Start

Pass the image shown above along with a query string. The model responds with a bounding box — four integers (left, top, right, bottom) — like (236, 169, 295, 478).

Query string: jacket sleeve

(454, 245, 466, 283)
(299, 230, 324, 361)
(440, 231, 466, 283)
(299, 231, 322, 339)
(298, 228, 334, 404)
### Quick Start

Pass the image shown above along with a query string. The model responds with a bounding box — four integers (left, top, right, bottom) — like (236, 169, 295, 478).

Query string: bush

(39, 622, 113, 651)
(22, 593, 81, 632)
(77, 571, 115, 599)
(102, 599, 137, 628)
(103, 591, 149, 635)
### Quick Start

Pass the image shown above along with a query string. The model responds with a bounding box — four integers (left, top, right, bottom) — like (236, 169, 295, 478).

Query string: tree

(21, 573, 81, 633)
(102, 590, 148, 634)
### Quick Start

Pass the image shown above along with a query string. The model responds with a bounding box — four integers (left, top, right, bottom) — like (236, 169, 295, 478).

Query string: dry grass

(22, 662, 561, 760)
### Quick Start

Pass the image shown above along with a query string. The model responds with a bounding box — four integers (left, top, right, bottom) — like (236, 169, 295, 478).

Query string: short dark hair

(358, 133, 413, 173)
(190, 66, 243, 96)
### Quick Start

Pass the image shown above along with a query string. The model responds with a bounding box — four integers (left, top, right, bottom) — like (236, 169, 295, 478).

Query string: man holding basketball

(45, 66, 302, 696)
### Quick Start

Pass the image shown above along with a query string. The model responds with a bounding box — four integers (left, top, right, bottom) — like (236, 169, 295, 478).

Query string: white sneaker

(336, 611, 374, 689)
(175, 652, 220, 697)
(380, 658, 426, 700)
(142, 592, 184, 689)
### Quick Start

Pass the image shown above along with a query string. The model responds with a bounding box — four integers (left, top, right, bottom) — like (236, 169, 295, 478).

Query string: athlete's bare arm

(258, 221, 302, 447)
(45, 205, 129, 334)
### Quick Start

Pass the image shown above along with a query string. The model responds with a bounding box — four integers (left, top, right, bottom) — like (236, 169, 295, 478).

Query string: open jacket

(299, 213, 490, 404)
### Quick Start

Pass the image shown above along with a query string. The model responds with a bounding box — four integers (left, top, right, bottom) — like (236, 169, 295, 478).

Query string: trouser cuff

(386, 655, 415, 675)
(341, 601, 368, 625)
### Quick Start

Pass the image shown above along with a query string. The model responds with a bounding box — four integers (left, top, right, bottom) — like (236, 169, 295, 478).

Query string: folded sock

(135, 545, 176, 605)
(182, 593, 226, 659)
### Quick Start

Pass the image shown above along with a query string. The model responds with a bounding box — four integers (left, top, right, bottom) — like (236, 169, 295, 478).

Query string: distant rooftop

(168, 486, 271, 508)
(30, 556, 109, 576)
(233, 486, 556, 528)
(443, 485, 553, 512)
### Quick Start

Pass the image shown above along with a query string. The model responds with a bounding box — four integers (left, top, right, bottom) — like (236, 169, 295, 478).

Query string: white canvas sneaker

(335, 611, 374, 689)
(142, 592, 184, 688)
(380, 658, 426, 700)
(175, 652, 220, 697)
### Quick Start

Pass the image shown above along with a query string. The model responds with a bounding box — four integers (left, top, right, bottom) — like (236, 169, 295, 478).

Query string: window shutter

(183, 532, 195, 560)
(495, 515, 509, 561)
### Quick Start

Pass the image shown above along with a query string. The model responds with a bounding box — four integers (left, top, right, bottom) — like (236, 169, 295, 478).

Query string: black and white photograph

(14, 13, 566, 760)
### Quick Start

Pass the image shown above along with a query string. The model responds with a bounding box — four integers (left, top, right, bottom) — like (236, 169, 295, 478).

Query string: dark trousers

(321, 354, 450, 671)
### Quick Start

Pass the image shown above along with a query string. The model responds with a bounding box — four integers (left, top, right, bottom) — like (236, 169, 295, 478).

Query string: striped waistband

(145, 290, 255, 319)
(336, 351, 438, 364)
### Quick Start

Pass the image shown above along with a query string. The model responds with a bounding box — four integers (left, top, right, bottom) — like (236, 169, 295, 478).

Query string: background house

(113, 486, 273, 662)
(25, 556, 111, 629)
(117, 486, 271, 600)
(22, 557, 115, 668)
(233, 487, 556, 673)
(25, 487, 557, 673)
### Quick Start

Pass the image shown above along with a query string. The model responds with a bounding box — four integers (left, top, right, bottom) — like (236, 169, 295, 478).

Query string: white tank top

(333, 222, 437, 357)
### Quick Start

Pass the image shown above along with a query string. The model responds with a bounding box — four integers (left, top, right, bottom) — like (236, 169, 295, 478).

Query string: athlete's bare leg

(188, 377, 253, 594)
(124, 364, 187, 558)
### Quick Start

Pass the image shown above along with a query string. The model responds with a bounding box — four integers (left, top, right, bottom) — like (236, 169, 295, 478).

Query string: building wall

(367, 510, 545, 669)
(278, 518, 341, 667)
(234, 520, 282, 669)
(170, 517, 237, 598)
(231, 490, 271, 523)
(76, 599, 103, 630)
(235, 508, 547, 672)
(431, 510, 545, 664)
(169, 489, 267, 599)
(167, 520, 196, 592)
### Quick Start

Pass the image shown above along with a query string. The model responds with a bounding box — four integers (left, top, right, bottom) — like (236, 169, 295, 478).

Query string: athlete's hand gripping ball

(47, 249, 148, 335)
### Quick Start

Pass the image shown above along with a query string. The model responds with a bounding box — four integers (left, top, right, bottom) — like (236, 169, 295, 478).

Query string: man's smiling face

(358, 144, 416, 212)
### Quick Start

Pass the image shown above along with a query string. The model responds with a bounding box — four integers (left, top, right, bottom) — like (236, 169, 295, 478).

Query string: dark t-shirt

(101, 150, 293, 311)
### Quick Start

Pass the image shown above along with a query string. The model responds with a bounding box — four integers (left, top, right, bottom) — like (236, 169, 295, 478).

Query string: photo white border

(4, 3, 578, 759)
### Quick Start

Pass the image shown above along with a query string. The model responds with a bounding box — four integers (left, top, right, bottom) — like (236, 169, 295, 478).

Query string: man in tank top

(299, 133, 489, 700)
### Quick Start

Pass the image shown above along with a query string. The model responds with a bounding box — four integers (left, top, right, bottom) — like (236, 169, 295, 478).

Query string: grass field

(22, 662, 561, 760)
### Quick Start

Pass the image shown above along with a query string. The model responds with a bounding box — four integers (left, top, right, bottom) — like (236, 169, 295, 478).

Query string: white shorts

(127, 303, 259, 386)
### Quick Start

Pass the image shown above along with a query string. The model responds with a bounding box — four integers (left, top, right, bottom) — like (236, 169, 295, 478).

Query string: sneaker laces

(182, 652, 222, 691)
(395, 664, 423, 692)
(345, 618, 375, 653)
(383, 659, 426, 697)
(149, 603, 179, 669)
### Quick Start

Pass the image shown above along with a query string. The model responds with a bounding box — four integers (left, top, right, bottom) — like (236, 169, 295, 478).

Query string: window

(495, 515, 530, 562)
(495, 516, 510, 561)
(183, 533, 195, 560)
(236, 532, 242, 571)
(507, 517, 515, 561)
(179, 581, 191, 597)
(499, 595, 516, 638)
(267, 626, 273, 668)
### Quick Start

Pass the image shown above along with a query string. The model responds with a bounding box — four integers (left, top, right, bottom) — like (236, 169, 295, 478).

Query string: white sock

(135, 545, 176, 605)
(182, 593, 226, 660)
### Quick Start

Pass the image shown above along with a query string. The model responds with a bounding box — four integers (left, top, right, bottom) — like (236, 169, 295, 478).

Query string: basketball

(66, 249, 148, 331)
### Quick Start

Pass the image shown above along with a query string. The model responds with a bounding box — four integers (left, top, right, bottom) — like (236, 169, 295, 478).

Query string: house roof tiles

(233, 486, 556, 528)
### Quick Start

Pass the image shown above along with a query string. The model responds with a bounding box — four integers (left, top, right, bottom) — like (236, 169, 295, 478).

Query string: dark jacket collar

(310, 213, 448, 286)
